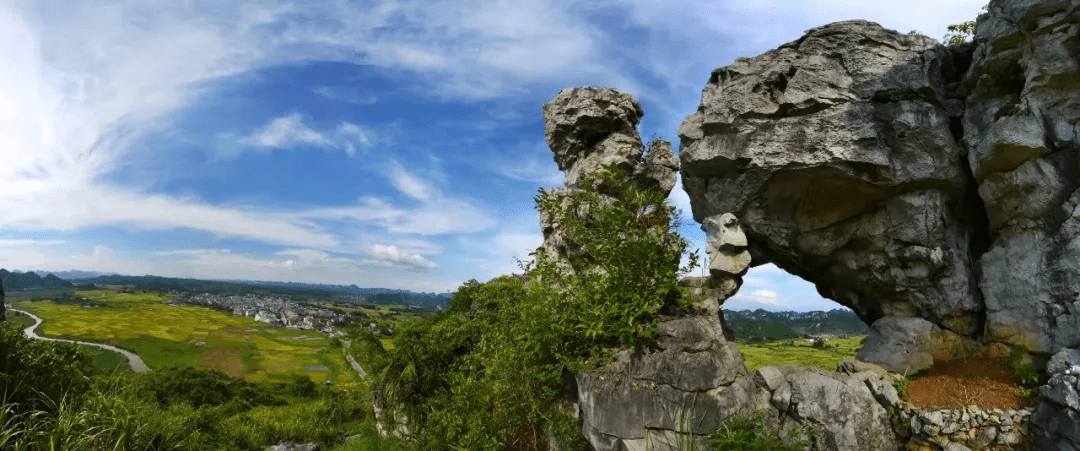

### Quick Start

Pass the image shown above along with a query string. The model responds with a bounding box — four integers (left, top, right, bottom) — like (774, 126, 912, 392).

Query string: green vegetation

(709, 411, 815, 451)
(364, 165, 700, 449)
(997, 344, 1042, 397)
(736, 335, 866, 372)
(0, 319, 407, 450)
(15, 290, 359, 388)
(892, 377, 911, 399)
(943, 4, 987, 45)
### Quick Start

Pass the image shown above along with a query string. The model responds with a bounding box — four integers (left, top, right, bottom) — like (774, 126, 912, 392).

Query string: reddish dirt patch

(905, 357, 1030, 410)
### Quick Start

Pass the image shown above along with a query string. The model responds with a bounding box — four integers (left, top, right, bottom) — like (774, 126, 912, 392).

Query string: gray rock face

(538, 87, 681, 276)
(575, 293, 755, 450)
(755, 365, 902, 451)
(680, 0, 1080, 354)
(542, 86, 678, 193)
(679, 19, 983, 337)
(965, 0, 1080, 356)
(678, 0, 1080, 445)
(1032, 347, 1080, 450)
(855, 316, 967, 375)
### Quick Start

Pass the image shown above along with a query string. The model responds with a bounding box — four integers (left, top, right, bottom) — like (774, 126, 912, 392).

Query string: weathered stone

(857, 316, 942, 375)
(753, 366, 786, 392)
(575, 296, 756, 449)
(767, 365, 901, 451)
(542, 86, 678, 194)
(966, 0, 1080, 355)
(678, 19, 983, 338)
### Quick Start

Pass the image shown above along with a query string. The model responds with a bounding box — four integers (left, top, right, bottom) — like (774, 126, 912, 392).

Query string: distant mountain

(20, 272, 454, 308)
(722, 308, 869, 342)
(0, 269, 75, 291)
(43, 270, 113, 280)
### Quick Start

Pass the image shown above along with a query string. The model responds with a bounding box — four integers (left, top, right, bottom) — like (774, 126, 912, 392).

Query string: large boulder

(754, 365, 903, 451)
(678, 19, 984, 338)
(575, 292, 755, 450)
(856, 316, 968, 375)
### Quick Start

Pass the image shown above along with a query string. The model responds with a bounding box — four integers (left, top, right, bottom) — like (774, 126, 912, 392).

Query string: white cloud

(388, 162, 436, 202)
(311, 86, 378, 105)
(668, 173, 694, 221)
(0, 239, 67, 247)
(237, 113, 374, 157)
(365, 244, 438, 270)
(494, 147, 564, 186)
(732, 288, 783, 307)
(240, 113, 334, 149)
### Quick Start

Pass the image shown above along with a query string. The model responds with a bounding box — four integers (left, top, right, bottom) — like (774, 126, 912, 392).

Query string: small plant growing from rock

(892, 377, 911, 399)
(997, 344, 1042, 397)
(709, 411, 815, 451)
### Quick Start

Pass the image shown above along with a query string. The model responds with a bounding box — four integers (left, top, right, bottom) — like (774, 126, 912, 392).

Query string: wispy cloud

(0, 239, 67, 247)
(298, 163, 497, 236)
(365, 244, 437, 270)
(311, 86, 378, 105)
(731, 288, 783, 307)
(237, 113, 373, 157)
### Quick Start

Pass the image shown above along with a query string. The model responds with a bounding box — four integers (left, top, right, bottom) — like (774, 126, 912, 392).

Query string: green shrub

(710, 411, 815, 451)
(892, 377, 911, 399)
(373, 164, 700, 449)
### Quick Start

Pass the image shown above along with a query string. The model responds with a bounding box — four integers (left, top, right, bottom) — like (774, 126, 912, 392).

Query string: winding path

(8, 308, 150, 373)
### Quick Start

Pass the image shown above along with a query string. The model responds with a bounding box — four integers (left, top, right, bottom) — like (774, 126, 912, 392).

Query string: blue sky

(0, 0, 986, 311)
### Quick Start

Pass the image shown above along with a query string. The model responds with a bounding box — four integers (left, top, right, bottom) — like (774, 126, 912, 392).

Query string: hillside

(722, 308, 869, 342)
(0, 269, 74, 291)
(0, 269, 451, 309)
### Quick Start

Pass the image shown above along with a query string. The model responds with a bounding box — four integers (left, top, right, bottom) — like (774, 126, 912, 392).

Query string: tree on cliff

(943, 4, 988, 45)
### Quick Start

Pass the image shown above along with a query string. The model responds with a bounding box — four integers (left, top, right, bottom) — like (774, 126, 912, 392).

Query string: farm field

(737, 335, 866, 372)
(14, 290, 361, 388)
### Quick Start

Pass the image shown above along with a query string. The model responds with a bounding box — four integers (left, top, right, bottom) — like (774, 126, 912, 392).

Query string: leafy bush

(0, 320, 95, 416)
(710, 411, 815, 451)
(135, 366, 284, 409)
(372, 164, 700, 449)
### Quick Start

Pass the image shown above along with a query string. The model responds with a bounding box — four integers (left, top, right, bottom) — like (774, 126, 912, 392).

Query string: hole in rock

(715, 263, 871, 373)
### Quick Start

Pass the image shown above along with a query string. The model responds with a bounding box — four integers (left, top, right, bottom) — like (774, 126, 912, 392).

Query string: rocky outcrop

(1031, 347, 1080, 449)
(575, 288, 754, 450)
(538, 87, 681, 276)
(754, 364, 902, 451)
(542, 86, 913, 450)
(676, 0, 1079, 446)
(680, 0, 1079, 361)
(679, 19, 983, 348)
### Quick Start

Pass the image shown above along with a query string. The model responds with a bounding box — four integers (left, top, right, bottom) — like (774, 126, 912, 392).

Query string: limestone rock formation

(575, 290, 755, 450)
(680, 0, 1080, 359)
(678, 0, 1079, 447)
(542, 86, 917, 451)
(1031, 347, 1080, 449)
(538, 87, 681, 273)
(964, 0, 1080, 358)
(542, 86, 678, 193)
(753, 365, 902, 451)
(679, 19, 984, 343)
